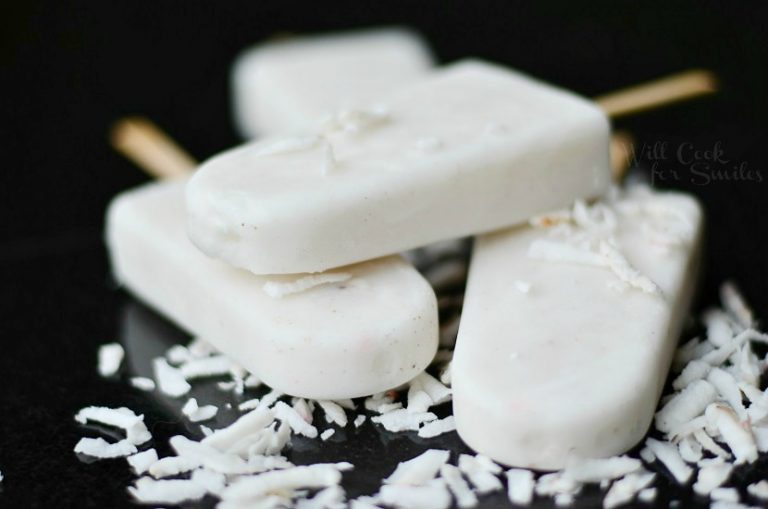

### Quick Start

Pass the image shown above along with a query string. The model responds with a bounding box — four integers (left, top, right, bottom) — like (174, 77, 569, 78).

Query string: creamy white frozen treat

(453, 186, 703, 469)
(189, 60, 612, 275)
(232, 27, 434, 138)
(106, 180, 438, 399)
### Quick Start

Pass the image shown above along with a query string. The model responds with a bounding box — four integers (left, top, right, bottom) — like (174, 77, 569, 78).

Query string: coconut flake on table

(291, 398, 314, 423)
(379, 480, 452, 509)
(694, 429, 732, 460)
(747, 480, 768, 500)
(655, 379, 718, 433)
(274, 401, 318, 438)
(704, 404, 758, 464)
(262, 272, 351, 298)
(148, 456, 201, 478)
(320, 429, 335, 441)
(74, 406, 151, 445)
(295, 485, 346, 509)
(190, 468, 226, 497)
(506, 468, 535, 505)
(221, 464, 348, 502)
(457, 454, 502, 494)
(152, 357, 191, 397)
(74, 437, 137, 458)
(638, 487, 656, 502)
(710, 487, 740, 503)
(602, 471, 655, 509)
(128, 477, 207, 504)
(181, 398, 218, 423)
(201, 407, 275, 452)
(317, 400, 348, 427)
(353, 415, 366, 428)
(170, 435, 255, 475)
(677, 436, 704, 463)
(643, 439, 692, 484)
(127, 448, 158, 475)
(384, 449, 449, 486)
(418, 416, 456, 438)
(707, 368, 748, 419)
(371, 409, 436, 433)
(439, 463, 477, 508)
(129, 376, 156, 391)
(672, 360, 711, 391)
(534, 472, 581, 499)
(411, 372, 452, 406)
(693, 458, 733, 495)
(258, 389, 284, 410)
(97, 343, 125, 377)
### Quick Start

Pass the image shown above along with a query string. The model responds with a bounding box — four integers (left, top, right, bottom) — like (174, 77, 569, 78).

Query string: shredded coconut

(378, 480, 451, 509)
(127, 449, 158, 475)
(318, 400, 348, 427)
(506, 468, 535, 505)
(747, 480, 768, 500)
(181, 398, 218, 423)
(274, 401, 318, 438)
(371, 409, 436, 433)
(644, 439, 692, 484)
(602, 471, 655, 509)
(458, 454, 502, 494)
(384, 450, 449, 486)
(128, 477, 207, 504)
(74, 406, 151, 445)
(98, 343, 124, 377)
(440, 463, 477, 508)
(152, 357, 191, 397)
(693, 459, 733, 495)
(129, 376, 156, 391)
(263, 272, 352, 298)
(74, 437, 137, 459)
(418, 416, 456, 438)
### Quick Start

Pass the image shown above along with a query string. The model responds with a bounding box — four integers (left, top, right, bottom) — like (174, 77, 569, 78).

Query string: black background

(1, 1, 767, 507)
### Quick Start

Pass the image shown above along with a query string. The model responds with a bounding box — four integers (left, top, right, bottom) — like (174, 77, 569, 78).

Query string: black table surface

(1, 1, 768, 507)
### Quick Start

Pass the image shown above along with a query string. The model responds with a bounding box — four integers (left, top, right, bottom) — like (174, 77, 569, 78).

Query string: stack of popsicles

(106, 27, 705, 469)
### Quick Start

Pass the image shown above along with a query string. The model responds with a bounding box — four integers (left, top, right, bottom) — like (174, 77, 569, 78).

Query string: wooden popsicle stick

(109, 69, 707, 180)
(110, 117, 197, 179)
(595, 69, 718, 118)
(610, 131, 634, 182)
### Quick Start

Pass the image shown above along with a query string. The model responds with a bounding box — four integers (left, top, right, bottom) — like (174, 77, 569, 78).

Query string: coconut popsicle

(188, 59, 612, 275)
(232, 27, 434, 139)
(452, 185, 703, 469)
(106, 180, 438, 400)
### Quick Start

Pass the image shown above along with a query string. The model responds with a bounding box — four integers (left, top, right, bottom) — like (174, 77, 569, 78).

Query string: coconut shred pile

(74, 247, 768, 508)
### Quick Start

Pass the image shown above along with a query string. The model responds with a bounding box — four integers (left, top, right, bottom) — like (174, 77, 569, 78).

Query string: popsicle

(107, 181, 437, 399)
(107, 121, 438, 400)
(452, 185, 704, 469)
(188, 59, 613, 275)
(232, 27, 434, 139)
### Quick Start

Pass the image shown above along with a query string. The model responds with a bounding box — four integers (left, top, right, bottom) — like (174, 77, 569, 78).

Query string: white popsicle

(106, 180, 438, 399)
(232, 27, 434, 138)
(188, 60, 612, 275)
(453, 185, 703, 469)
